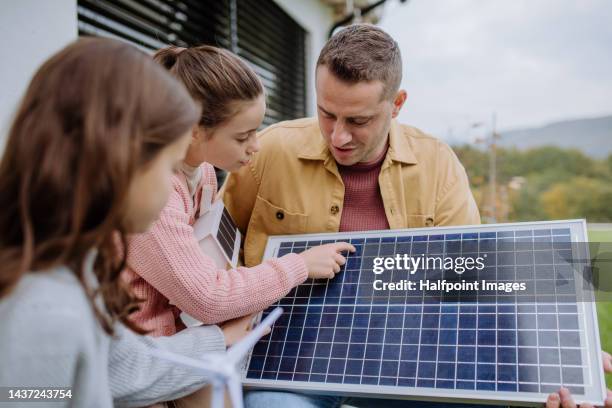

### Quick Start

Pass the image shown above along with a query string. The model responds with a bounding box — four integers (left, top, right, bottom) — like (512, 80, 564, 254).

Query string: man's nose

(331, 122, 351, 147)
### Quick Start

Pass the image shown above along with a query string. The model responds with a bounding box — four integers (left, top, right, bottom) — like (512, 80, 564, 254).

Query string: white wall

(273, 0, 334, 116)
(0, 0, 328, 149)
(0, 0, 77, 152)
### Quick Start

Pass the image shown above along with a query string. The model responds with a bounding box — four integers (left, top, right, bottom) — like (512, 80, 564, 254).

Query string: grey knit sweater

(0, 261, 226, 407)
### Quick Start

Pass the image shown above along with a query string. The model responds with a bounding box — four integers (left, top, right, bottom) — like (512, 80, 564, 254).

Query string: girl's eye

(237, 131, 255, 143)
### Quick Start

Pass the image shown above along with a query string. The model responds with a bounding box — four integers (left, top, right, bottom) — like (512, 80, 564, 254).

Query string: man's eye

(351, 119, 369, 126)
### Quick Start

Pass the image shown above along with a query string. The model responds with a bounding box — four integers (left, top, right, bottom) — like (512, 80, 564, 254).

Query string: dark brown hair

(154, 45, 263, 130)
(0, 37, 200, 334)
(317, 24, 402, 100)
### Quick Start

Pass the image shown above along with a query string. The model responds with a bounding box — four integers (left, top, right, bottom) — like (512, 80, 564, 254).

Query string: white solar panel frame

(192, 200, 241, 267)
(242, 220, 606, 406)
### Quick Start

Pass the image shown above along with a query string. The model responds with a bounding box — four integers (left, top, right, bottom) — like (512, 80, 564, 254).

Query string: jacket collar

(297, 119, 418, 165)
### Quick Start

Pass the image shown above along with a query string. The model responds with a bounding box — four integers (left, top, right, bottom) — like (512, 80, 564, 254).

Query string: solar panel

(192, 200, 241, 268)
(242, 220, 606, 406)
(217, 207, 239, 263)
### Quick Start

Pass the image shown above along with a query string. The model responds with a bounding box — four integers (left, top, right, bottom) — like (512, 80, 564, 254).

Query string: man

(223, 24, 610, 408)
(224, 24, 479, 269)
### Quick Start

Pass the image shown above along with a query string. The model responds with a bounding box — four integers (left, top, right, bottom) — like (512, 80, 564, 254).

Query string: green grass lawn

(598, 302, 612, 388)
(589, 228, 612, 388)
(589, 230, 612, 243)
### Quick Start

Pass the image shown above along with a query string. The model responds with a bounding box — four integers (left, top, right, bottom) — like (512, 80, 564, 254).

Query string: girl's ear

(191, 125, 206, 145)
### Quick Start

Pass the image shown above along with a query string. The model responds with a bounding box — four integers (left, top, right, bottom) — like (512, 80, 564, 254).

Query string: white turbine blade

(227, 373, 245, 408)
(211, 381, 225, 408)
(227, 307, 283, 363)
(149, 347, 221, 380)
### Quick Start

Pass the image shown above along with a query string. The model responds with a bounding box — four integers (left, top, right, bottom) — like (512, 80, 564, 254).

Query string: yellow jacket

(222, 117, 480, 266)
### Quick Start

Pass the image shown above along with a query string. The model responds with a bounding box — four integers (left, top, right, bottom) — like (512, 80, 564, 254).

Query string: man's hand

(545, 351, 612, 408)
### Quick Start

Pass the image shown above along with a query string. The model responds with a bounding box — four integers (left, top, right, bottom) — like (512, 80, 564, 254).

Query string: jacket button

(330, 205, 340, 215)
(276, 211, 284, 220)
(425, 217, 434, 226)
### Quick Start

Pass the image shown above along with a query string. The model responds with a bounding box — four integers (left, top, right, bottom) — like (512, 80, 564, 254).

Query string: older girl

(0, 38, 248, 407)
(125, 45, 353, 336)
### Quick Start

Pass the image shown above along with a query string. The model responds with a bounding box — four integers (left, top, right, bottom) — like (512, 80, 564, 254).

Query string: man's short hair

(317, 24, 402, 100)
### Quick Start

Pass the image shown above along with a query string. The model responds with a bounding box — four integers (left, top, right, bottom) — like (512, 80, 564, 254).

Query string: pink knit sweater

(124, 163, 308, 337)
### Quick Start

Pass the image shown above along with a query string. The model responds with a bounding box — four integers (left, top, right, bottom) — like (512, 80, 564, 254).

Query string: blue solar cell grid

(244, 221, 603, 405)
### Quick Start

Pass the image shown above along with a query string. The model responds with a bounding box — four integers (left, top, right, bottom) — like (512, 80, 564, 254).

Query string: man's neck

(359, 142, 389, 166)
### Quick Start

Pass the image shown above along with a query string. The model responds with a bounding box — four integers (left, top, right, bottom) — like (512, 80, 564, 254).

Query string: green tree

(540, 177, 612, 221)
(452, 144, 612, 223)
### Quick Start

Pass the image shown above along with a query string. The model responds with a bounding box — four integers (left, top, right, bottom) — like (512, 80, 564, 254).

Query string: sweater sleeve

(110, 323, 225, 407)
(127, 187, 308, 325)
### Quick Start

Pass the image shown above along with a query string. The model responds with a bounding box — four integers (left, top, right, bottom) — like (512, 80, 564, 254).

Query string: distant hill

(498, 115, 612, 158)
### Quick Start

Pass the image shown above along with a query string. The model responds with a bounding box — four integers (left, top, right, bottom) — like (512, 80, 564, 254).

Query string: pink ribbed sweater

(124, 163, 308, 337)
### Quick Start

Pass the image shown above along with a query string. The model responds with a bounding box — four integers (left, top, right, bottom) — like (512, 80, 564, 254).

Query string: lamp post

(473, 113, 500, 223)
(489, 113, 498, 223)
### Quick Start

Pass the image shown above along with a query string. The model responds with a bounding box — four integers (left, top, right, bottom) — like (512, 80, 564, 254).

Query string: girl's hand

(299, 242, 356, 279)
(220, 313, 267, 347)
(545, 351, 612, 408)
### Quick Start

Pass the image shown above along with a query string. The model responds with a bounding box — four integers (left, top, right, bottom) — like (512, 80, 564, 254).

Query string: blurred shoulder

(0, 267, 96, 352)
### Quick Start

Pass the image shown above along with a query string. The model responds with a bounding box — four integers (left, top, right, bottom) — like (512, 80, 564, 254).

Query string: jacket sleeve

(110, 323, 225, 407)
(127, 184, 308, 325)
(434, 143, 481, 226)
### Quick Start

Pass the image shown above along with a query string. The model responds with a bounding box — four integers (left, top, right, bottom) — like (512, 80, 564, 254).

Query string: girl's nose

(248, 136, 260, 154)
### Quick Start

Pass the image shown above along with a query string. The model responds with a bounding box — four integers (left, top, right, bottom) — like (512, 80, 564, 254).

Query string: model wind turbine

(150, 307, 283, 408)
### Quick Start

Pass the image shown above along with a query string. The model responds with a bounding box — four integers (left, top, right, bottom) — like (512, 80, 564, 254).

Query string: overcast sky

(379, 0, 612, 143)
